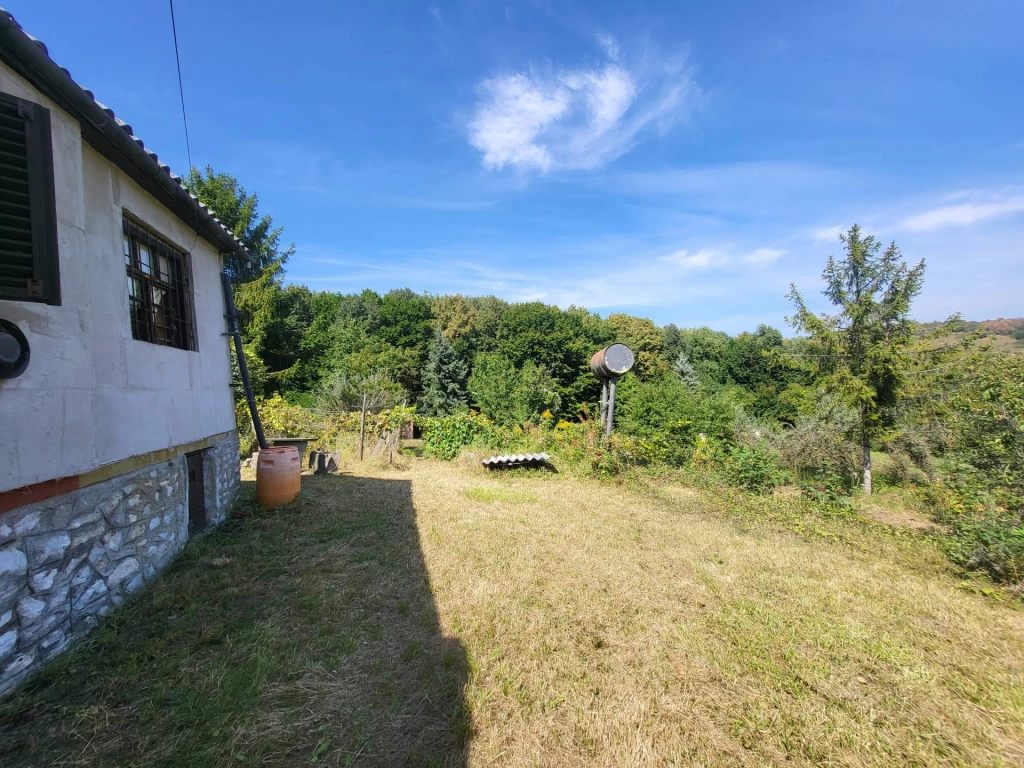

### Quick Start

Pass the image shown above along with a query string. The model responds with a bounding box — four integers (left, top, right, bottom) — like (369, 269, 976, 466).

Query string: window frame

(123, 211, 197, 352)
(0, 90, 60, 305)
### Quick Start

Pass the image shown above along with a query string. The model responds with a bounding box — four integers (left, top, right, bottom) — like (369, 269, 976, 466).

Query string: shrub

(237, 393, 332, 455)
(422, 413, 488, 460)
(723, 443, 783, 495)
(551, 421, 650, 477)
(945, 512, 1024, 587)
(770, 395, 860, 493)
(921, 353, 1024, 586)
(616, 374, 736, 464)
(468, 353, 561, 427)
(883, 427, 937, 484)
(946, 353, 1024, 514)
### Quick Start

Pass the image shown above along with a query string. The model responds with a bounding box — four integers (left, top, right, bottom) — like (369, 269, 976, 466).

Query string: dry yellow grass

(2, 457, 1022, 767)
(405, 461, 1024, 767)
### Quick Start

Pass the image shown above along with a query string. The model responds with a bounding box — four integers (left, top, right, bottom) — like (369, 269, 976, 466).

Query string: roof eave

(0, 9, 251, 263)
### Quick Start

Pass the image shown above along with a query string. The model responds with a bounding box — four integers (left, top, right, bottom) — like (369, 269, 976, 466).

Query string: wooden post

(221, 273, 267, 450)
(390, 399, 406, 465)
(359, 392, 367, 461)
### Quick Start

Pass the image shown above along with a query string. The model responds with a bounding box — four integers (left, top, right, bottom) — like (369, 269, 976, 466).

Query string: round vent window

(0, 319, 30, 379)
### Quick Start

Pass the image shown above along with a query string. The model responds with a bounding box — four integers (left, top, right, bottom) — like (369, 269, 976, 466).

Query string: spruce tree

(419, 330, 468, 416)
(787, 225, 925, 495)
(674, 351, 700, 390)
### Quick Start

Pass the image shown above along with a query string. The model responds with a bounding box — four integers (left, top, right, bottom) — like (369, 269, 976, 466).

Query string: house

(0, 9, 247, 695)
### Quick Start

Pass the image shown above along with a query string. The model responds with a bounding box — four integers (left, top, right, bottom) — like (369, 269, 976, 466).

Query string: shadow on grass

(0, 475, 470, 767)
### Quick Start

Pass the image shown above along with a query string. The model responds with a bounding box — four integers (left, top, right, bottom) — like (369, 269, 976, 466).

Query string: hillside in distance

(916, 317, 1024, 354)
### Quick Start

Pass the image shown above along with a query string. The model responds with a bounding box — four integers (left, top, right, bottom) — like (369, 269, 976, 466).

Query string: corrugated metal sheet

(481, 453, 550, 468)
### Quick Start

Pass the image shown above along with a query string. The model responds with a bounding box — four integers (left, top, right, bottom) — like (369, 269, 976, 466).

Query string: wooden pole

(221, 272, 267, 450)
(359, 392, 367, 461)
(390, 399, 406, 464)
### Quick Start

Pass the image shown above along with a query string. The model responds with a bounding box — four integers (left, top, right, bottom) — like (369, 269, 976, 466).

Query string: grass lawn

(1, 457, 1023, 767)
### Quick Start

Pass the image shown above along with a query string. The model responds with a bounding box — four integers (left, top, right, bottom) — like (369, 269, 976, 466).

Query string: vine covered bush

(422, 413, 488, 459)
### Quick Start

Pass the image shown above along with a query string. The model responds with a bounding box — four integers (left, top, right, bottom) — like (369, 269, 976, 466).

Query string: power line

(168, 0, 201, 250)
(168, 0, 193, 174)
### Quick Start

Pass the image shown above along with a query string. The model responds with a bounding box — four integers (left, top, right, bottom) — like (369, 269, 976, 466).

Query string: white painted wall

(0, 62, 236, 493)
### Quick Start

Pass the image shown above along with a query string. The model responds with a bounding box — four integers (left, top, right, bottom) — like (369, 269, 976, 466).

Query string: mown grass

(0, 471, 469, 767)
(2, 458, 1023, 767)
(462, 486, 537, 504)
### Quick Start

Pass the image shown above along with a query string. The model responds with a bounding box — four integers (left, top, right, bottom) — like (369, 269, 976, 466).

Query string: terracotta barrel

(256, 446, 301, 507)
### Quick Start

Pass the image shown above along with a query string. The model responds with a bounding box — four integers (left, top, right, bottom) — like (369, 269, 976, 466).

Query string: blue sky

(12, 0, 1024, 332)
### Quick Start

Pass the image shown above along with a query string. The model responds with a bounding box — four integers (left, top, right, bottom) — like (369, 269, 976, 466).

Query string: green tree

(432, 294, 479, 345)
(493, 301, 604, 414)
(366, 289, 434, 396)
(185, 166, 294, 283)
(674, 352, 700, 390)
(232, 261, 306, 394)
(662, 324, 685, 365)
(723, 325, 805, 422)
(675, 327, 733, 386)
(724, 325, 786, 389)
(466, 295, 510, 355)
(606, 314, 668, 379)
(419, 330, 468, 416)
(292, 290, 342, 392)
(787, 224, 925, 495)
(468, 353, 560, 426)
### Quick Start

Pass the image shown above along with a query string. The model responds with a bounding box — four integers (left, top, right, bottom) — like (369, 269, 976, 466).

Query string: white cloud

(900, 193, 1024, 232)
(744, 247, 785, 266)
(659, 249, 719, 269)
(468, 74, 571, 172)
(468, 37, 696, 173)
(810, 225, 844, 241)
(596, 33, 621, 62)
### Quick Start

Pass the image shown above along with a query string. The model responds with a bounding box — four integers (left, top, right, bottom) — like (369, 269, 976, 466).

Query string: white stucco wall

(0, 62, 236, 493)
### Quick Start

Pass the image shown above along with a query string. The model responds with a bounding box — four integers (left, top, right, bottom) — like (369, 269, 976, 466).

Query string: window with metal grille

(0, 90, 59, 304)
(123, 213, 196, 351)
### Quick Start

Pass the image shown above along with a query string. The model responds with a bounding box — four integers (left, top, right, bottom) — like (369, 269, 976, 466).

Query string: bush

(723, 443, 783, 495)
(616, 374, 736, 464)
(468, 354, 561, 427)
(946, 353, 1024, 514)
(945, 512, 1024, 587)
(237, 393, 330, 455)
(883, 427, 938, 484)
(770, 396, 860, 493)
(921, 353, 1024, 587)
(421, 413, 488, 460)
(551, 421, 658, 477)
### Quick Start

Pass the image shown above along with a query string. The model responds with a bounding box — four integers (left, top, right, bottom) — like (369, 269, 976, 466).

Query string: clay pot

(256, 446, 301, 507)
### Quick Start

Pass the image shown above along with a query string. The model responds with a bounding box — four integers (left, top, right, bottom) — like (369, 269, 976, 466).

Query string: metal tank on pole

(590, 343, 635, 437)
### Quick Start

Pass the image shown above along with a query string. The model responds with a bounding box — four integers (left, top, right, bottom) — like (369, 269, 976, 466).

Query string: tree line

(187, 167, 1024, 589)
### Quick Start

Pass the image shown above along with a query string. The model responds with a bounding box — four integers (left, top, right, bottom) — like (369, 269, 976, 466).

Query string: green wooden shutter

(0, 91, 59, 304)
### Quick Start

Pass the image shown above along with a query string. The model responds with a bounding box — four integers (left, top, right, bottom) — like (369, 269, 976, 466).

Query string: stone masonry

(0, 431, 239, 696)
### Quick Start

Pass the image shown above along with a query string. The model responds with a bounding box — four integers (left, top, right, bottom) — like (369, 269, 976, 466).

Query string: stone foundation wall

(0, 431, 239, 696)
